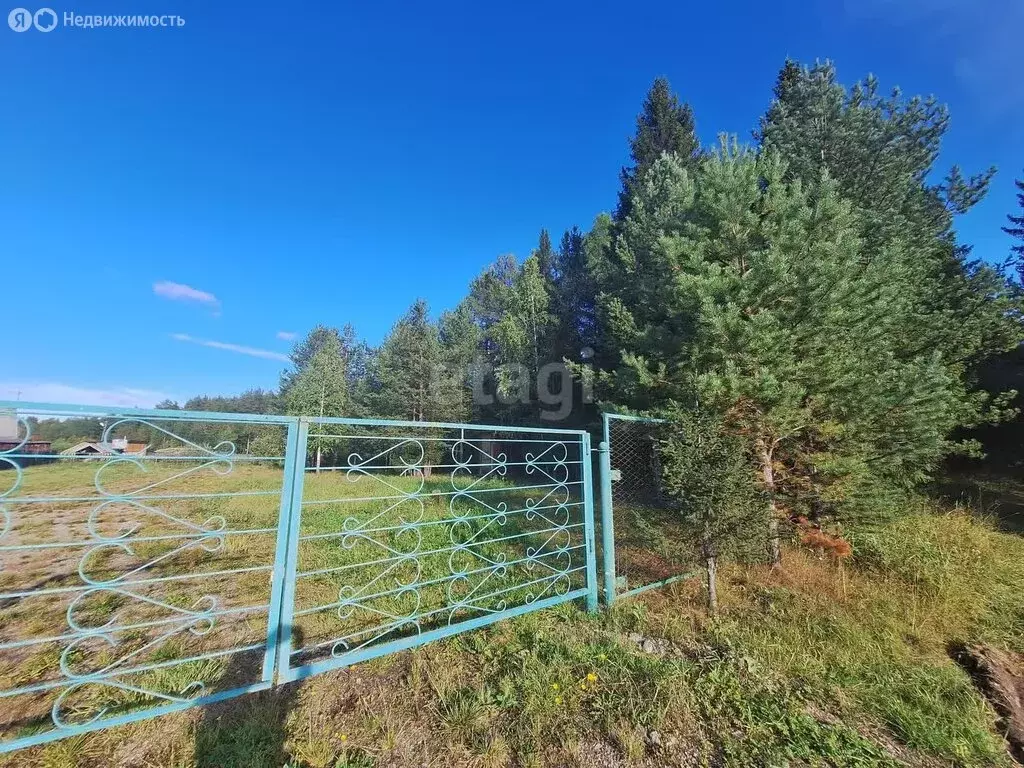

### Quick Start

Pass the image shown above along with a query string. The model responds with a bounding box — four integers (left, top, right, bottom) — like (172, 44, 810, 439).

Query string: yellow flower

(579, 683, 587, 690)
(586, 672, 598, 682)
(339, 734, 348, 743)
(551, 683, 560, 691)
(554, 695, 563, 705)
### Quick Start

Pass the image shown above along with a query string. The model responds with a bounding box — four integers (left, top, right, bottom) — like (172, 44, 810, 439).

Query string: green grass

(2, 460, 1023, 767)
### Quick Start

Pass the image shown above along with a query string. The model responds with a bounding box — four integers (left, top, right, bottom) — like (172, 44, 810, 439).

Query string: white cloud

(276, 331, 297, 341)
(171, 333, 290, 362)
(0, 382, 176, 409)
(153, 281, 219, 306)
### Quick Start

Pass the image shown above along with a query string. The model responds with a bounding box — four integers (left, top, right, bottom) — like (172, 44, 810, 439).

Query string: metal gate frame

(274, 416, 598, 683)
(599, 412, 698, 606)
(0, 401, 599, 754)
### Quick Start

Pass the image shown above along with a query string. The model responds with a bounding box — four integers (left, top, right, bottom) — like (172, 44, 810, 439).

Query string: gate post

(274, 418, 309, 682)
(580, 432, 599, 613)
(264, 418, 301, 682)
(599, 415, 617, 607)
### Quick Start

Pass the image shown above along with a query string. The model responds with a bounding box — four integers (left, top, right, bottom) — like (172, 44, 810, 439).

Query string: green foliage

(658, 409, 766, 562)
(598, 141, 956, 528)
(285, 336, 348, 419)
(758, 60, 1021, 430)
(616, 76, 700, 219)
(373, 299, 444, 421)
(464, 252, 560, 421)
(1004, 173, 1024, 278)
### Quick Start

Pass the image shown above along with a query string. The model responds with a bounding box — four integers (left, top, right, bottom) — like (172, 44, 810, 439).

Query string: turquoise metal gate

(0, 402, 596, 754)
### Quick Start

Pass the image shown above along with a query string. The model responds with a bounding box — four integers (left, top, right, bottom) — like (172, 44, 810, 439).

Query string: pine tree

(758, 59, 1021, 456)
(598, 143, 970, 562)
(616, 77, 700, 219)
(1004, 173, 1024, 280)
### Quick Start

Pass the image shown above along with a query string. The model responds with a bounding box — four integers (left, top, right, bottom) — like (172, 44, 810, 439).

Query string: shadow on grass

(193, 637, 302, 768)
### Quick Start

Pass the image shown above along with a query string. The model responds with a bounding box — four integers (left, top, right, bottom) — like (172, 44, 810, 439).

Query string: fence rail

(0, 401, 596, 754)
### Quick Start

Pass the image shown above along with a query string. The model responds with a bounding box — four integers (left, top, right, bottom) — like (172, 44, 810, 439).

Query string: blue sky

(2, 0, 1022, 407)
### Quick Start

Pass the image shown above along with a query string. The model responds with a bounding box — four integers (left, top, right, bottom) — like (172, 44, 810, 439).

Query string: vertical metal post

(274, 418, 309, 682)
(263, 419, 300, 682)
(580, 431, 599, 612)
(599, 415, 617, 606)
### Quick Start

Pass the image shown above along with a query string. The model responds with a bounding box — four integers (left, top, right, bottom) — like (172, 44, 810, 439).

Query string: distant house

(61, 438, 149, 458)
(0, 439, 53, 468)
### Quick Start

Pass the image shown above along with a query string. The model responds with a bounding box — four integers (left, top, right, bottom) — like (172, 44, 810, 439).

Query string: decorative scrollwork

(77, 535, 225, 587)
(450, 440, 507, 492)
(346, 439, 426, 496)
(47, 415, 241, 733)
(52, 678, 206, 730)
(88, 497, 226, 543)
(331, 587, 421, 659)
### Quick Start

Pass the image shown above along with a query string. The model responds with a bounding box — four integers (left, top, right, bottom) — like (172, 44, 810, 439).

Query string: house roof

(61, 442, 117, 456)
(60, 441, 150, 456)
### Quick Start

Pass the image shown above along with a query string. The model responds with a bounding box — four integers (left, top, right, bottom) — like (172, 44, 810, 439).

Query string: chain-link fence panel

(599, 414, 701, 602)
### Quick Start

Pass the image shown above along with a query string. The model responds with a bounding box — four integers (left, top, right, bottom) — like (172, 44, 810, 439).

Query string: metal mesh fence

(602, 415, 700, 601)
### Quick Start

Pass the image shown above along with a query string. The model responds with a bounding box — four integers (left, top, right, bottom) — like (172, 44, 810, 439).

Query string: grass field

(1, 454, 1023, 767)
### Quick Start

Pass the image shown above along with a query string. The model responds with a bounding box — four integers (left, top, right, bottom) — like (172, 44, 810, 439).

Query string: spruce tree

(438, 304, 482, 422)
(1004, 173, 1024, 280)
(550, 226, 594, 359)
(374, 299, 442, 422)
(535, 229, 556, 285)
(616, 77, 700, 219)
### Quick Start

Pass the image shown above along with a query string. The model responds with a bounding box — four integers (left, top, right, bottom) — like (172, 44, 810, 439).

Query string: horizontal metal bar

(1, 453, 287, 462)
(0, 602, 270, 651)
(283, 587, 589, 680)
(295, 565, 585, 654)
(602, 412, 666, 424)
(305, 416, 586, 435)
(5, 489, 281, 505)
(304, 459, 583, 472)
(617, 570, 700, 600)
(0, 527, 277, 551)
(294, 547, 586, 616)
(0, 641, 267, 699)
(0, 401, 296, 424)
(300, 480, 583, 506)
(296, 522, 583, 576)
(306, 434, 583, 446)
(0, 402, 588, 433)
(297, 500, 584, 543)
(0, 564, 275, 600)
(0, 678, 274, 755)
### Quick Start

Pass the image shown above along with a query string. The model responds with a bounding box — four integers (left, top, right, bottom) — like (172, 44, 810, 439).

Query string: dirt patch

(951, 643, 1024, 765)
